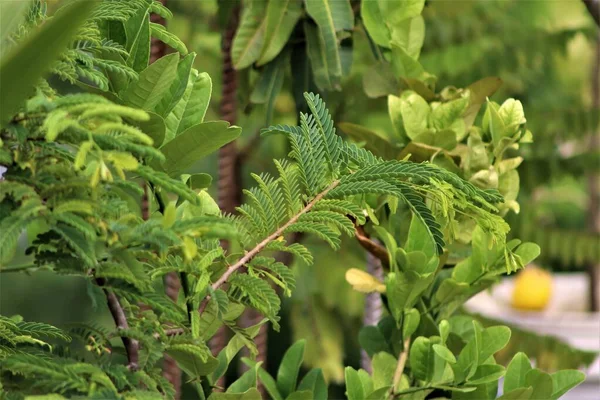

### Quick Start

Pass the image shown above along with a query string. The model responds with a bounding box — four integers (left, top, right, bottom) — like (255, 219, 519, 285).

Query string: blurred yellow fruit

(512, 266, 553, 311)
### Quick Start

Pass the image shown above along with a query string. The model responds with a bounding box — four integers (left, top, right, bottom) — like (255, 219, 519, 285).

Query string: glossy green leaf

(514, 242, 541, 266)
(390, 42, 427, 80)
(479, 326, 511, 361)
(432, 344, 456, 364)
(154, 52, 196, 117)
(525, 369, 554, 400)
(497, 387, 533, 400)
(434, 279, 469, 305)
(257, 0, 302, 65)
(467, 364, 505, 385)
(232, 0, 267, 69)
(344, 367, 364, 400)
(402, 308, 420, 338)
(126, 11, 150, 73)
(504, 352, 532, 393)
(390, 16, 425, 59)
(285, 391, 313, 400)
(227, 360, 260, 393)
(123, 53, 179, 111)
(372, 352, 397, 389)
(0, 0, 95, 127)
(159, 121, 241, 176)
(297, 368, 327, 400)
(361, 0, 390, 47)
(550, 370, 585, 399)
(242, 358, 283, 400)
(277, 340, 306, 398)
(167, 71, 213, 140)
(358, 326, 390, 357)
(410, 337, 435, 382)
(405, 213, 437, 259)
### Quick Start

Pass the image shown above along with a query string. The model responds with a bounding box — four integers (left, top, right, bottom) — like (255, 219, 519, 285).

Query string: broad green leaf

(486, 100, 506, 146)
(386, 271, 433, 323)
(126, 11, 151, 73)
(439, 320, 450, 344)
(430, 97, 469, 138)
(503, 352, 532, 393)
(405, 213, 436, 259)
(208, 388, 261, 400)
(525, 369, 553, 400)
(344, 367, 364, 400)
(357, 370, 374, 397)
(359, 326, 390, 357)
(361, 0, 390, 47)
(338, 122, 399, 159)
(390, 16, 425, 59)
(372, 352, 397, 389)
(166, 347, 218, 379)
(479, 326, 511, 362)
(434, 279, 469, 306)
(400, 91, 430, 139)
(159, 121, 242, 176)
(550, 370, 585, 399)
(467, 364, 505, 385)
(185, 173, 213, 190)
(277, 340, 306, 398)
(379, 0, 425, 26)
(251, 51, 288, 124)
(497, 387, 533, 400)
(410, 336, 435, 382)
(366, 387, 393, 399)
(402, 308, 420, 338)
(432, 344, 456, 364)
(249, 360, 283, 400)
(514, 242, 540, 266)
(212, 320, 264, 381)
(154, 52, 196, 117)
(232, 0, 267, 69)
(363, 63, 400, 99)
(498, 99, 526, 133)
(0, 0, 29, 51)
(133, 111, 166, 148)
(172, 71, 213, 138)
(388, 95, 409, 143)
(304, 21, 332, 91)
(123, 53, 179, 110)
(464, 77, 503, 129)
(227, 360, 260, 393)
(149, 22, 188, 56)
(256, 0, 302, 65)
(305, 0, 352, 90)
(285, 391, 313, 400)
(298, 369, 327, 400)
(0, 0, 95, 127)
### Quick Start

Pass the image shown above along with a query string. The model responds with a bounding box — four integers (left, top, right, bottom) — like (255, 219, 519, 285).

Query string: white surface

(464, 273, 600, 397)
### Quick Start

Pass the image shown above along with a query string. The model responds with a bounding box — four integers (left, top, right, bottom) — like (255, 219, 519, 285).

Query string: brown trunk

(587, 33, 600, 311)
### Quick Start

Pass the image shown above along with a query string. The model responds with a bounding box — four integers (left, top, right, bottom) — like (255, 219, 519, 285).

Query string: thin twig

(211, 180, 341, 291)
(355, 225, 390, 269)
(391, 338, 411, 396)
(95, 278, 139, 370)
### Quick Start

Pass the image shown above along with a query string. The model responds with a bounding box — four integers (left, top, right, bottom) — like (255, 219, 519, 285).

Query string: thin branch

(95, 278, 139, 370)
(391, 338, 411, 396)
(210, 179, 341, 291)
(355, 224, 390, 269)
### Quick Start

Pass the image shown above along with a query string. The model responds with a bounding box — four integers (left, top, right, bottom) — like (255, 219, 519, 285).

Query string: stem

(393, 386, 433, 398)
(180, 271, 193, 322)
(355, 224, 390, 269)
(95, 278, 139, 370)
(210, 180, 341, 292)
(391, 337, 411, 396)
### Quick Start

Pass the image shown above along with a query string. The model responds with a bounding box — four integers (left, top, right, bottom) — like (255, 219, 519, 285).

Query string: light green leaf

(208, 388, 261, 400)
(388, 95, 409, 143)
(503, 352, 532, 393)
(123, 53, 179, 111)
(257, 0, 302, 65)
(154, 52, 196, 117)
(361, 0, 390, 47)
(498, 99, 526, 131)
(379, 0, 425, 26)
(402, 308, 420, 338)
(372, 352, 397, 389)
(159, 121, 241, 176)
(432, 344, 456, 364)
(550, 370, 585, 399)
(305, 0, 352, 90)
(390, 16, 425, 59)
(479, 326, 511, 362)
(497, 387, 533, 400)
(227, 361, 260, 393)
(399, 91, 430, 139)
(149, 22, 188, 56)
(514, 243, 540, 266)
(525, 369, 554, 400)
(486, 100, 506, 146)
(405, 213, 436, 259)
(464, 77, 503, 129)
(185, 173, 213, 190)
(0, 0, 95, 127)
(298, 369, 327, 400)
(277, 340, 306, 398)
(410, 336, 435, 382)
(338, 122, 399, 159)
(126, 11, 150, 73)
(439, 320, 450, 344)
(285, 391, 313, 400)
(391, 43, 426, 80)
(434, 279, 469, 306)
(0, 0, 29, 50)
(244, 359, 282, 400)
(171, 71, 213, 139)
(467, 364, 505, 385)
(363, 63, 400, 98)
(166, 347, 218, 379)
(232, 0, 267, 69)
(344, 367, 364, 400)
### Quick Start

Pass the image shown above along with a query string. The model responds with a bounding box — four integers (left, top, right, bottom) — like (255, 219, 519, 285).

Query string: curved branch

(355, 225, 390, 270)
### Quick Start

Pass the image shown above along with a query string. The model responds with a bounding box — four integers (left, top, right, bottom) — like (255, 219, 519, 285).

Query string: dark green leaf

(276, 340, 306, 398)
(297, 369, 327, 400)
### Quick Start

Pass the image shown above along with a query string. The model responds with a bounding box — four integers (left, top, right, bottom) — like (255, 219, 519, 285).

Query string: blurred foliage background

(1, 0, 598, 397)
